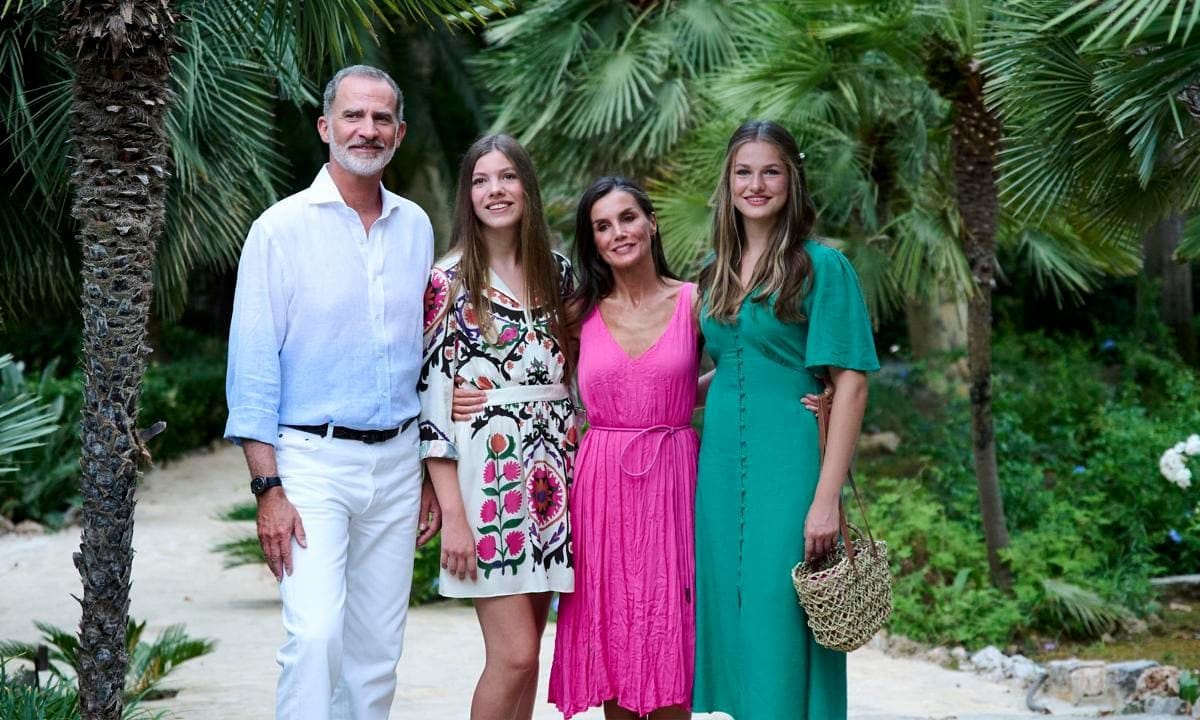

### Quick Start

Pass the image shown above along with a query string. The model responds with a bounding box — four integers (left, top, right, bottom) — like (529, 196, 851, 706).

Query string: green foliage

(217, 501, 257, 522)
(865, 323, 1200, 646)
(0, 355, 59, 469)
(1181, 669, 1199, 705)
(410, 538, 442, 605)
(0, 618, 214, 705)
(212, 535, 266, 570)
(214, 487, 443, 604)
(1, 334, 229, 525)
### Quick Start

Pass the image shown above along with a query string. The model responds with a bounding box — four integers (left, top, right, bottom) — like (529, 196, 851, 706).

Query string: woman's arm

(803, 367, 868, 561)
(425, 458, 477, 581)
(695, 370, 714, 409)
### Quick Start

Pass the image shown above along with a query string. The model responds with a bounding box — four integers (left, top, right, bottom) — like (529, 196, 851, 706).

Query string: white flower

(1160, 435, 1200, 489)
(1186, 434, 1200, 456)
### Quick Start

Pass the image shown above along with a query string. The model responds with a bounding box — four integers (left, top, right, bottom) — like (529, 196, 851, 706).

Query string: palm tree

(474, 0, 771, 209)
(52, 2, 486, 717)
(986, 0, 1200, 362)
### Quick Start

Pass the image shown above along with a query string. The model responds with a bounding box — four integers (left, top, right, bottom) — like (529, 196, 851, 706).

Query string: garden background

(1, 0, 1200, 717)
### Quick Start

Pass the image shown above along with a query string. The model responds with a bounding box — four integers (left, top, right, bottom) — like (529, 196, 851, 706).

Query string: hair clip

(798, 152, 807, 160)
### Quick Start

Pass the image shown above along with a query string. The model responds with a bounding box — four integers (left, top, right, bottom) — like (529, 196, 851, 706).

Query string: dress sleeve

(804, 246, 881, 374)
(418, 266, 459, 460)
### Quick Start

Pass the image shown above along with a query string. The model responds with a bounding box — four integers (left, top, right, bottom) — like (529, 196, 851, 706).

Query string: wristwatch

(250, 475, 283, 496)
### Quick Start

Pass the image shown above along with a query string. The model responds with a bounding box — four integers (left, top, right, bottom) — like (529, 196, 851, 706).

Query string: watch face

(251, 477, 265, 495)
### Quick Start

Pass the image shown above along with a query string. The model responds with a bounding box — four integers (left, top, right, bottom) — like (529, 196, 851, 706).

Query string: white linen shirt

(224, 165, 434, 444)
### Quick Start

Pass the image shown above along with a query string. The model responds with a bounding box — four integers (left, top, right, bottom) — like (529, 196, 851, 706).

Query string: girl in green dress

(693, 120, 880, 719)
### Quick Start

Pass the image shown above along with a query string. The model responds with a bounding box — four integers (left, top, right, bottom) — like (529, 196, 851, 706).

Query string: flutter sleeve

(804, 245, 881, 374)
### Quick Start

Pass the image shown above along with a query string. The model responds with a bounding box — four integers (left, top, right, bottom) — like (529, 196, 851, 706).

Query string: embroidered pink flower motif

(527, 465, 565, 528)
(479, 499, 498, 523)
(483, 463, 497, 484)
(423, 272, 448, 329)
(497, 326, 518, 345)
(502, 461, 521, 481)
(503, 490, 523, 514)
(505, 531, 525, 556)
(477, 535, 497, 561)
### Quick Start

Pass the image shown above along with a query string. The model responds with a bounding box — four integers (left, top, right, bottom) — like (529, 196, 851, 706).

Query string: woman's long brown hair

(449, 134, 564, 341)
(698, 120, 816, 323)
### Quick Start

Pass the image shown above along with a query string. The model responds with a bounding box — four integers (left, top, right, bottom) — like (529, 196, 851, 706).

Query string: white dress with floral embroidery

(418, 251, 577, 598)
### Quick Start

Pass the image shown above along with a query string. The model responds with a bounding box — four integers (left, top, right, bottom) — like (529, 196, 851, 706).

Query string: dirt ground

(0, 445, 1141, 719)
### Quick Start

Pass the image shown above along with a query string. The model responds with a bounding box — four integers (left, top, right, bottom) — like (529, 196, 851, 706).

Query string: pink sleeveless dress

(548, 282, 699, 718)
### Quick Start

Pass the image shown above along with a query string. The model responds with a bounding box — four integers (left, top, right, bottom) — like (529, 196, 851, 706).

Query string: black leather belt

(285, 417, 416, 444)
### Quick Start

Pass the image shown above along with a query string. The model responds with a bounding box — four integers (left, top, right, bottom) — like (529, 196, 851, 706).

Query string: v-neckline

(596, 285, 686, 362)
(488, 267, 526, 307)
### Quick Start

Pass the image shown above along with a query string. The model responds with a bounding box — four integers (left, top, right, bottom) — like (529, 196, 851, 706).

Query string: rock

(950, 646, 968, 665)
(12, 520, 44, 536)
(1107, 660, 1158, 702)
(887, 634, 926, 656)
(1124, 617, 1149, 635)
(868, 629, 889, 652)
(60, 505, 81, 528)
(1167, 601, 1192, 612)
(1140, 696, 1188, 715)
(1133, 665, 1181, 699)
(924, 646, 953, 668)
(0, 515, 14, 535)
(1009, 655, 1045, 687)
(970, 646, 1007, 674)
(1045, 659, 1109, 705)
(858, 431, 901, 454)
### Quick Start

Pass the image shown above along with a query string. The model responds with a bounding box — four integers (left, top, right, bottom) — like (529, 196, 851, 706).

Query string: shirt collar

(306, 164, 403, 220)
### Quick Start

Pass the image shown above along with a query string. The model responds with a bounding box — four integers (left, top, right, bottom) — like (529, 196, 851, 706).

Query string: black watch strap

(250, 475, 283, 496)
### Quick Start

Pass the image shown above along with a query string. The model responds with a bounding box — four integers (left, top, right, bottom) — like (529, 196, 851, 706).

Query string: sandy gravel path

(0, 445, 1143, 719)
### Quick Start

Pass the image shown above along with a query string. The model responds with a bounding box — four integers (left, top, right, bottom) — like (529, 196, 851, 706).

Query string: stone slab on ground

(0, 445, 1181, 719)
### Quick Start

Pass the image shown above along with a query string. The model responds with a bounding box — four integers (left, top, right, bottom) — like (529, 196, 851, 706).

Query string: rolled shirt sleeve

(224, 222, 289, 444)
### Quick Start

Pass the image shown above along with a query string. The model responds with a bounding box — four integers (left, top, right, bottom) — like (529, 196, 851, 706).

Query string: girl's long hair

(568, 176, 679, 322)
(449, 134, 564, 339)
(698, 120, 816, 323)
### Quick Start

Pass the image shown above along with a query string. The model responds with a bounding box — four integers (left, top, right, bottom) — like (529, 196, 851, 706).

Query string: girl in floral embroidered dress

(418, 134, 576, 720)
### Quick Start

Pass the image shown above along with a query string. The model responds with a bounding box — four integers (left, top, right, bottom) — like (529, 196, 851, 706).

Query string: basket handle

(816, 384, 879, 565)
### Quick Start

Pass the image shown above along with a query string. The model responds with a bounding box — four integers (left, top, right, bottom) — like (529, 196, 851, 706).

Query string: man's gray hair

(323, 65, 404, 121)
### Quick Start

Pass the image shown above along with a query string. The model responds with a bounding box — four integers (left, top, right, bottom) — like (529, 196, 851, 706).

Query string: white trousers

(273, 424, 421, 720)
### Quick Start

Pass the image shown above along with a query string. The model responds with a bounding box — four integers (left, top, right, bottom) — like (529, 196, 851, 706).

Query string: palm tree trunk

(64, 2, 177, 717)
(945, 62, 1014, 593)
(1141, 210, 1197, 364)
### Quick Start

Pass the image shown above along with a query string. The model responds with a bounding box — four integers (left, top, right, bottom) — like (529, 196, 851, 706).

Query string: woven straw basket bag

(791, 389, 892, 653)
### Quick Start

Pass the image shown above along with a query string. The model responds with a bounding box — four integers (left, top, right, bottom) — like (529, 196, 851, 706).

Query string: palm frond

(1048, 0, 1200, 48)
(0, 355, 58, 468)
(125, 625, 217, 698)
(1040, 578, 1131, 638)
(213, 534, 266, 569)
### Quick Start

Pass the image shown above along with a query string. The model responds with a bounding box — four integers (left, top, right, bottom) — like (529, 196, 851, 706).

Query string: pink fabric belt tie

(589, 424, 692, 478)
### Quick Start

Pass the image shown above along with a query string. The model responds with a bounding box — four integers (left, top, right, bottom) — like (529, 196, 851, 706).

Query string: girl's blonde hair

(699, 120, 816, 323)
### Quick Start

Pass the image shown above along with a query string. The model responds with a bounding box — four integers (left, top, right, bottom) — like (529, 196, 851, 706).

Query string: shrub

(0, 618, 213, 709)
(1, 343, 229, 526)
(863, 324, 1200, 646)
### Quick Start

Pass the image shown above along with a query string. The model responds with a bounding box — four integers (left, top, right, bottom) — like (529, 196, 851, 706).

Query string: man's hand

(416, 480, 441, 547)
(452, 380, 487, 422)
(257, 487, 307, 582)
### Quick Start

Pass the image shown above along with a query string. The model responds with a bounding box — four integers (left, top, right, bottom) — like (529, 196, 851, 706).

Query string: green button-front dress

(693, 240, 880, 719)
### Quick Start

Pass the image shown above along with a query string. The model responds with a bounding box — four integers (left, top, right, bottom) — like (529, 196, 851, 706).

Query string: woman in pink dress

(547, 177, 702, 719)
(456, 176, 702, 718)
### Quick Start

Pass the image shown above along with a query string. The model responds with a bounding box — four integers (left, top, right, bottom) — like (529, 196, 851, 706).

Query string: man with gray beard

(224, 65, 441, 720)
